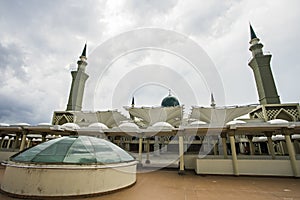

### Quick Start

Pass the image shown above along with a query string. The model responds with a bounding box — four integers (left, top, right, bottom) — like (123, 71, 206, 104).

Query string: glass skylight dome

(10, 136, 134, 164)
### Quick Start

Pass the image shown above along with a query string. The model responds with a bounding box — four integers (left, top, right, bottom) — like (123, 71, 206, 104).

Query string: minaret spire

(131, 96, 135, 108)
(248, 24, 280, 105)
(210, 93, 216, 108)
(66, 43, 89, 111)
(168, 89, 172, 96)
(249, 23, 258, 40)
(80, 43, 87, 60)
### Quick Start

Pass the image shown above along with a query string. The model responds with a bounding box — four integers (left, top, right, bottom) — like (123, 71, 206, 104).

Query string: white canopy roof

(124, 106, 183, 127)
(53, 110, 128, 128)
(190, 105, 256, 125)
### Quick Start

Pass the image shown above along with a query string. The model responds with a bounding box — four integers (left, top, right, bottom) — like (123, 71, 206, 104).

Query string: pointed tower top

(210, 93, 216, 108)
(131, 96, 135, 107)
(80, 43, 87, 60)
(249, 23, 258, 40)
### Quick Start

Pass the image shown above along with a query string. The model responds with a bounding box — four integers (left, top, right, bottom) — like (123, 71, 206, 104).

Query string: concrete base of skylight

(0, 161, 137, 198)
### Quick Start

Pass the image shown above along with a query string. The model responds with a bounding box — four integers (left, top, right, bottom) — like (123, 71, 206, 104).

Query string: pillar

(125, 137, 130, 151)
(293, 140, 300, 154)
(0, 136, 5, 149)
(183, 136, 188, 153)
(221, 134, 228, 159)
(145, 139, 150, 164)
(138, 137, 143, 165)
(19, 132, 27, 151)
(27, 138, 32, 148)
(284, 132, 298, 177)
(229, 132, 239, 176)
(154, 136, 160, 156)
(213, 139, 218, 155)
(6, 138, 11, 149)
(41, 133, 47, 143)
(161, 136, 167, 153)
(143, 141, 147, 152)
(247, 135, 255, 155)
(279, 141, 285, 155)
(258, 143, 262, 155)
(13, 134, 20, 150)
(266, 132, 275, 159)
(178, 135, 185, 174)
(240, 143, 244, 154)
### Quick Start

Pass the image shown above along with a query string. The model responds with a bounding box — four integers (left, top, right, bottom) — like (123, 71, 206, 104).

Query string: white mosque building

(0, 24, 300, 182)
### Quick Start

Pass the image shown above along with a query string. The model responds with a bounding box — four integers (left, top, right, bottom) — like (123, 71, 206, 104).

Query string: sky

(0, 0, 300, 125)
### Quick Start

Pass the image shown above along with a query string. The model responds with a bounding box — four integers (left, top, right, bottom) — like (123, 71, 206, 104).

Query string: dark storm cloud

(0, 95, 34, 124)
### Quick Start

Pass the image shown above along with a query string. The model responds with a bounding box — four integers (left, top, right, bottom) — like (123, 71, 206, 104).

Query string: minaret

(66, 43, 89, 111)
(131, 96, 135, 108)
(248, 24, 280, 105)
(210, 93, 216, 108)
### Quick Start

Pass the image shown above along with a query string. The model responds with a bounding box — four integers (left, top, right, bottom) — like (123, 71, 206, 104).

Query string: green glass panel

(11, 137, 64, 162)
(10, 136, 135, 164)
(32, 138, 75, 163)
(64, 138, 95, 163)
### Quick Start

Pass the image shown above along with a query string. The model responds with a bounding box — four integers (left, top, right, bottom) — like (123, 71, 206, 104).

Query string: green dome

(161, 95, 180, 107)
(10, 136, 134, 164)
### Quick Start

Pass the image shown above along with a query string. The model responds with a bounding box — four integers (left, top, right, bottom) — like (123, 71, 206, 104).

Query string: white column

(41, 133, 46, 143)
(178, 135, 185, 174)
(154, 136, 160, 156)
(229, 133, 239, 176)
(27, 138, 32, 148)
(294, 140, 300, 154)
(285, 133, 298, 177)
(248, 136, 255, 155)
(125, 137, 130, 151)
(183, 136, 188, 153)
(213, 140, 218, 155)
(19, 132, 27, 151)
(0, 137, 5, 149)
(145, 139, 150, 164)
(222, 134, 228, 159)
(279, 141, 285, 155)
(6, 138, 11, 149)
(13, 134, 20, 150)
(266, 133, 275, 159)
(138, 137, 143, 164)
(258, 143, 262, 155)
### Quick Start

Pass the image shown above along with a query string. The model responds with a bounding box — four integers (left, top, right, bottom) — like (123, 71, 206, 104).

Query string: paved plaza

(0, 166, 299, 200)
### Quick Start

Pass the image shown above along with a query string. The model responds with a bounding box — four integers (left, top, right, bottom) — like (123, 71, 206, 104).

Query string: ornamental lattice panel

(52, 113, 74, 125)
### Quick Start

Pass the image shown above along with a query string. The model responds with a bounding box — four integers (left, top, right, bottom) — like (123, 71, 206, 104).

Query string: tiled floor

(0, 167, 300, 200)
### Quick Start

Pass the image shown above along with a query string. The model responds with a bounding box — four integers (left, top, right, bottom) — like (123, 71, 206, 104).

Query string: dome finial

(168, 89, 172, 96)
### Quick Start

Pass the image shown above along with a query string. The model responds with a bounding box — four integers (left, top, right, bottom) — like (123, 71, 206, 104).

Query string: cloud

(0, 42, 28, 81)
(0, 0, 300, 124)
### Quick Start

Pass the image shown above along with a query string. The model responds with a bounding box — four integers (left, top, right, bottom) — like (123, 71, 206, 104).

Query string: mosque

(50, 25, 300, 177)
(0, 24, 300, 197)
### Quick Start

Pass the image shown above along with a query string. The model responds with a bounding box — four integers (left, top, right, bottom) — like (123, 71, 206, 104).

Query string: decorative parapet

(52, 111, 74, 125)
(249, 103, 300, 122)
